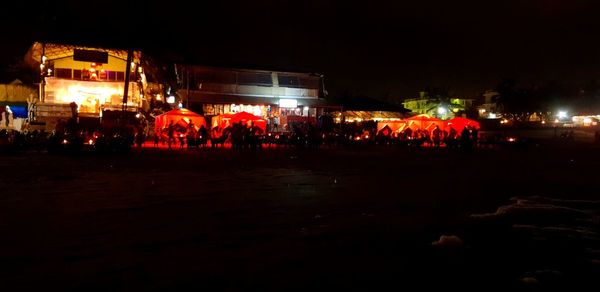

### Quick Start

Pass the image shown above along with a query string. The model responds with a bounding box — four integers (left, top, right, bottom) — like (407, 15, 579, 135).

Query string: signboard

(74, 49, 109, 64)
(279, 99, 298, 108)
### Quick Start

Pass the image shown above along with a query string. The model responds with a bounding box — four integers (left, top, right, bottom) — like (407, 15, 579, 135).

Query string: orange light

(88, 139, 94, 145)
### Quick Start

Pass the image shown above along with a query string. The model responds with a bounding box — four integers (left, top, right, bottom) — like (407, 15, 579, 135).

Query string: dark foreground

(1, 145, 599, 291)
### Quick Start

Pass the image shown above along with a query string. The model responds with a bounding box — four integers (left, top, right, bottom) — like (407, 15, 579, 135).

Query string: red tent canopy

(377, 121, 407, 133)
(445, 117, 480, 132)
(154, 108, 206, 134)
(212, 111, 267, 133)
(405, 114, 444, 131)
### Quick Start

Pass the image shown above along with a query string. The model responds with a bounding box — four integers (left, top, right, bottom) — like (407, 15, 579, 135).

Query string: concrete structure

(476, 90, 502, 118)
(28, 42, 147, 125)
(177, 65, 333, 130)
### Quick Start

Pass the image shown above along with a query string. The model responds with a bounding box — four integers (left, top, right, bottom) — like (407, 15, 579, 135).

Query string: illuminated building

(402, 91, 475, 119)
(28, 42, 147, 123)
(176, 65, 333, 129)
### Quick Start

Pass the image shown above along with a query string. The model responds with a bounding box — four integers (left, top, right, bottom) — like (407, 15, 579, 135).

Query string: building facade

(28, 43, 147, 124)
(177, 65, 331, 130)
(402, 91, 474, 119)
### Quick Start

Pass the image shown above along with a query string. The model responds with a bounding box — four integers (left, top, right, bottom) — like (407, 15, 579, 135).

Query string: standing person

(471, 126, 479, 148)
(461, 126, 471, 150)
(153, 132, 159, 148)
(432, 125, 442, 148)
(3, 105, 13, 127)
(167, 120, 175, 149)
(273, 115, 280, 132)
(135, 125, 145, 148)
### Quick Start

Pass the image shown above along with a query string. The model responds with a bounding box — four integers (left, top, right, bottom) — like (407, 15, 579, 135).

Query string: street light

(437, 107, 447, 115)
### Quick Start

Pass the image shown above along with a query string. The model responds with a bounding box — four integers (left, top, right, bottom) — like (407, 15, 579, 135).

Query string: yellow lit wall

(44, 78, 140, 114)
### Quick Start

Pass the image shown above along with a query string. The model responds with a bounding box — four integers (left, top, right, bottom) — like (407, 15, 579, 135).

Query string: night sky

(2, 0, 600, 99)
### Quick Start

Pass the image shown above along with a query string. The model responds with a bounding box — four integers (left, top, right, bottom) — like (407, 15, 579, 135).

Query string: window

(213, 71, 236, 84)
(55, 68, 72, 79)
(298, 76, 319, 89)
(238, 72, 272, 86)
(116, 72, 125, 81)
(278, 75, 300, 87)
(107, 71, 116, 81)
(73, 70, 82, 79)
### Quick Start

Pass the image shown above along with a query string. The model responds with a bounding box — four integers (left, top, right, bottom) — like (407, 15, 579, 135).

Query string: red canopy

(445, 117, 480, 132)
(154, 108, 206, 133)
(212, 111, 267, 133)
(405, 114, 444, 131)
(377, 121, 407, 133)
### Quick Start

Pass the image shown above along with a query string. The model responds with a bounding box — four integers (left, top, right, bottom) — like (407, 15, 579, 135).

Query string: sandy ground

(0, 144, 599, 291)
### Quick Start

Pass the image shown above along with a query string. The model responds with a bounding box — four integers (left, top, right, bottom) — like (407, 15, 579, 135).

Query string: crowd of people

(2, 116, 583, 154)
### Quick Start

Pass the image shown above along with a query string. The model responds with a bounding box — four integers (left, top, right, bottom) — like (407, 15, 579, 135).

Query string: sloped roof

(29, 42, 141, 63)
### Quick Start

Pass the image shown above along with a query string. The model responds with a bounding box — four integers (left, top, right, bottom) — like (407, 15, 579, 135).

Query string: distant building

(476, 90, 502, 118)
(27, 42, 147, 124)
(0, 79, 36, 119)
(402, 91, 474, 119)
(176, 64, 334, 129)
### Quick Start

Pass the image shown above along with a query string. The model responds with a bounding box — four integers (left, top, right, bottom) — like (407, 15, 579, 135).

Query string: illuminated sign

(279, 99, 298, 108)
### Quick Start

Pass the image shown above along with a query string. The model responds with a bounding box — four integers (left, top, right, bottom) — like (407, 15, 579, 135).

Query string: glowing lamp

(279, 99, 298, 108)
(557, 111, 567, 119)
(437, 107, 447, 115)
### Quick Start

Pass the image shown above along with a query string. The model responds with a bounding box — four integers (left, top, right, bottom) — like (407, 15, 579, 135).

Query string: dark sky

(2, 0, 600, 99)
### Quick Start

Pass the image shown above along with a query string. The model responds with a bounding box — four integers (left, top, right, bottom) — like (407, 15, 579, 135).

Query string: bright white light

(488, 113, 497, 119)
(304, 106, 309, 111)
(583, 117, 592, 124)
(135, 113, 141, 118)
(178, 102, 183, 109)
(437, 107, 447, 115)
(167, 95, 175, 104)
(155, 94, 162, 101)
(279, 99, 298, 108)
(557, 111, 567, 119)
(42, 55, 47, 63)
